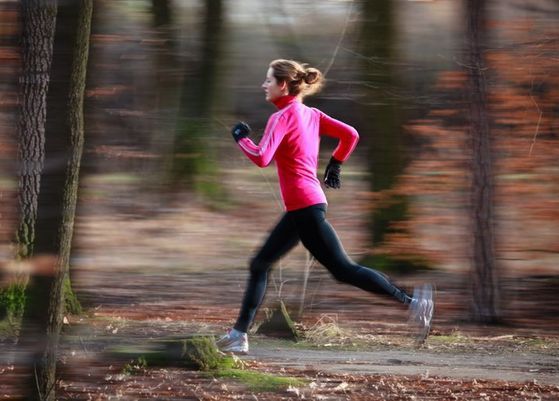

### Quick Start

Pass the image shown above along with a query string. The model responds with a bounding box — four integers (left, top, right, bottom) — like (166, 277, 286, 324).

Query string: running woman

(217, 59, 433, 354)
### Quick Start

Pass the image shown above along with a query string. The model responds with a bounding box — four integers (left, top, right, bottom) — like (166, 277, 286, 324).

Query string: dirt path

(244, 339, 559, 386)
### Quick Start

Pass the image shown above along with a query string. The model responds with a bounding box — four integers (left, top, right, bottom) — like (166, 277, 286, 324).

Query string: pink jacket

(237, 95, 359, 211)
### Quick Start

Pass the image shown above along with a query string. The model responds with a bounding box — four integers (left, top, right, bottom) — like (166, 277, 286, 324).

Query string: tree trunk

(12, 2, 57, 395)
(59, 0, 92, 316)
(19, 1, 92, 399)
(16, 0, 58, 259)
(466, 0, 501, 323)
(170, 0, 224, 200)
(358, 0, 413, 269)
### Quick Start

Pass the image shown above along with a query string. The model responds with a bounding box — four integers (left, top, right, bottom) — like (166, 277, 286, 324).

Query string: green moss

(181, 336, 223, 370)
(214, 369, 305, 392)
(0, 283, 26, 320)
(64, 277, 82, 315)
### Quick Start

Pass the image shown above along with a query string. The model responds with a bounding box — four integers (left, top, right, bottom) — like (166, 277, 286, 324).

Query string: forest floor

(2, 197, 559, 400)
(3, 310, 559, 400)
(2, 265, 559, 400)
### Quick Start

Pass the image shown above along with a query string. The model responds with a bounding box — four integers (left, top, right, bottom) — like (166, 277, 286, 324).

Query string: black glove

(231, 121, 251, 142)
(323, 157, 342, 189)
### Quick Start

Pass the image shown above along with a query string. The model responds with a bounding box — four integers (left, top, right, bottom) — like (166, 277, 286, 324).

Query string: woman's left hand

(231, 122, 251, 142)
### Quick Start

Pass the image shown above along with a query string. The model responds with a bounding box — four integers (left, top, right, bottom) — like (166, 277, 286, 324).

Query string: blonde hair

(269, 59, 324, 97)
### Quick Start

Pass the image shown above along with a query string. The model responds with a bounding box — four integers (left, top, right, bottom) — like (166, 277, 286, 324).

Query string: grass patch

(521, 338, 550, 348)
(302, 314, 350, 345)
(509, 336, 559, 353)
(429, 332, 471, 345)
(426, 332, 559, 355)
(122, 356, 148, 375)
(296, 315, 409, 350)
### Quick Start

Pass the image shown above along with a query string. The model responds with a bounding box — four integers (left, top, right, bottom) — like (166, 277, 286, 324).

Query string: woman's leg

(292, 204, 412, 304)
(233, 213, 300, 333)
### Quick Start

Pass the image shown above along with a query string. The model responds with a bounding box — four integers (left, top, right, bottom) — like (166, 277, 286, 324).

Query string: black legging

(234, 203, 412, 333)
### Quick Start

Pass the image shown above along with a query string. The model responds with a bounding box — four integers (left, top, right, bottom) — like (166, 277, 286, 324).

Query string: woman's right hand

(231, 122, 251, 142)
(324, 157, 342, 189)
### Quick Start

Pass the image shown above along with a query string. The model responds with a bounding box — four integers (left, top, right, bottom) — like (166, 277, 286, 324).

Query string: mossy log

(106, 335, 225, 371)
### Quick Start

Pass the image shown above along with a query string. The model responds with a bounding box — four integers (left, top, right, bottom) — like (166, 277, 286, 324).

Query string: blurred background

(1, 0, 558, 398)
(0, 0, 558, 390)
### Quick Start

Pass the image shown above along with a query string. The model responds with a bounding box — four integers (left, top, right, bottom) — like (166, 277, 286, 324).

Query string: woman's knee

(249, 257, 272, 276)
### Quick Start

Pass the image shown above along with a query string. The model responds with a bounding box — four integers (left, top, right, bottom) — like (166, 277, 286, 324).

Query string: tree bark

(16, 0, 57, 259)
(466, 0, 501, 323)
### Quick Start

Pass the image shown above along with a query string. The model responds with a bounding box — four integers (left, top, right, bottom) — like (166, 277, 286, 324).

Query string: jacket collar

(272, 95, 298, 110)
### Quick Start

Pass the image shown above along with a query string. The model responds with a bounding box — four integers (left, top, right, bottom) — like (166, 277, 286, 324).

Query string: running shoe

(408, 283, 434, 344)
(216, 329, 249, 354)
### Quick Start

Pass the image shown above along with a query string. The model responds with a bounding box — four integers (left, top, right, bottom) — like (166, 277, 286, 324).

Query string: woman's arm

(237, 113, 288, 167)
(318, 111, 359, 162)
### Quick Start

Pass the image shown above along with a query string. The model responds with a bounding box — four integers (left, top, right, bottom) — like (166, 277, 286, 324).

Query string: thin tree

(465, 0, 501, 323)
(58, 0, 92, 316)
(18, 1, 93, 399)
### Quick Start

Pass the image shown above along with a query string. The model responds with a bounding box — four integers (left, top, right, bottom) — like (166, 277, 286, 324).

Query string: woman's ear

(279, 80, 288, 94)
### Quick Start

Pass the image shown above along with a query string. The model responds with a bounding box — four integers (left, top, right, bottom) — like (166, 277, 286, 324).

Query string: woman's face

(262, 67, 287, 103)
